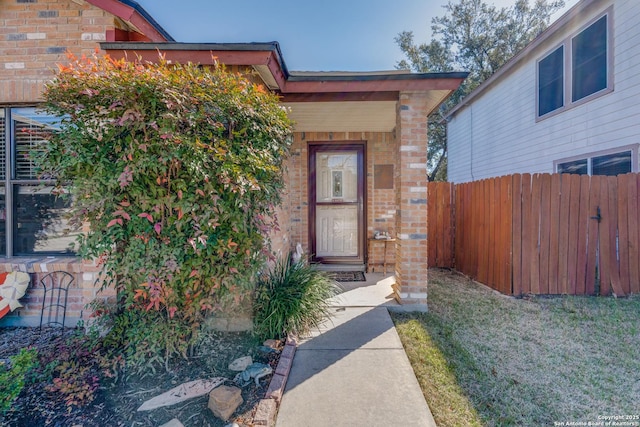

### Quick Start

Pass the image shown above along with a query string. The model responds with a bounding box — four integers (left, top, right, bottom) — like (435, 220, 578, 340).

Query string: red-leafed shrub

(39, 52, 292, 373)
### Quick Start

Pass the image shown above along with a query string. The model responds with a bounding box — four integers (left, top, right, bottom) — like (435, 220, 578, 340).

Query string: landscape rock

(208, 385, 243, 421)
(258, 345, 278, 354)
(137, 378, 225, 411)
(206, 316, 253, 332)
(159, 419, 184, 427)
(262, 339, 282, 350)
(228, 356, 252, 372)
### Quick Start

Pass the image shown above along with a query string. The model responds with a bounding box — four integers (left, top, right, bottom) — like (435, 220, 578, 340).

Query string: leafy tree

(39, 53, 292, 371)
(396, 0, 564, 180)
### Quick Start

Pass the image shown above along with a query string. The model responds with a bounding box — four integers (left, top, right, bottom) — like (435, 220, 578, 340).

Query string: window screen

(538, 46, 564, 116)
(572, 15, 608, 102)
(13, 185, 77, 255)
(557, 158, 588, 175)
(592, 151, 631, 176)
(1, 107, 74, 256)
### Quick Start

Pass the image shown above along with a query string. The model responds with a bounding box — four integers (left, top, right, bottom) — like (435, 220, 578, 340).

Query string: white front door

(309, 143, 365, 264)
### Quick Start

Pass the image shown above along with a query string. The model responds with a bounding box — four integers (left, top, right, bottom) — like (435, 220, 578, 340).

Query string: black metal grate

(39, 271, 74, 331)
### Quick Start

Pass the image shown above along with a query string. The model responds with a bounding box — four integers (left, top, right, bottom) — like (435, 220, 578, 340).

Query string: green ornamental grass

(253, 255, 339, 341)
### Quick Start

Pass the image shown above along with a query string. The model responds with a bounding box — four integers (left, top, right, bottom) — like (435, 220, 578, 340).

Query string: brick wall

(0, 0, 119, 326)
(394, 92, 431, 307)
(269, 180, 292, 262)
(287, 131, 397, 267)
(0, 0, 118, 104)
(0, 257, 115, 327)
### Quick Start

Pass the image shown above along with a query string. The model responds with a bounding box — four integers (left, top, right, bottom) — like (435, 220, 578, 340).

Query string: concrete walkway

(276, 274, 437, 427)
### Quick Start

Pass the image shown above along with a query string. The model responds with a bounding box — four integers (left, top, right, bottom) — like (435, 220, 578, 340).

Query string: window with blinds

(0, 110, 5, 256)
(0, 107, 77, 256)
(0, 110, 5, 180)
(12, 109, 53, 180)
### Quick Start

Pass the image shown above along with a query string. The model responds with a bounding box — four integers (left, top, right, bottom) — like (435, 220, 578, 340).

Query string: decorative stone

(208, 385, 243, 421)
(159, 419, 184, 427)
(206, 316, 253, 332)
(263, 339, 281, 350)
(228, 356, 252, 372)
(137, 378, 225, 411)
(258, 346, 278, 354)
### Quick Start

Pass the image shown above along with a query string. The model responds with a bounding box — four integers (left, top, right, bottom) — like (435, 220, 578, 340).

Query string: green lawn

(391, 269, 640, 427)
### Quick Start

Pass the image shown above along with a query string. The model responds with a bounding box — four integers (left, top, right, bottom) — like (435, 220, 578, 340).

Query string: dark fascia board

(444, 0, 600, 119)
(117, 0, 175, 41)
(287, 71, 469, 82)
(101, 41, 288, 74)
(101, 41, 468, 84)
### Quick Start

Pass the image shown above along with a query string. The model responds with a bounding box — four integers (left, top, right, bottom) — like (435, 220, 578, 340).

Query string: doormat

(326, 271, 366, 282)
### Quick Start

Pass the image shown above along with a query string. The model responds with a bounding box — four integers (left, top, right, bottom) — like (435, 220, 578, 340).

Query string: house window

(0, 107, 79, 257)
(592, 151, 631, 176)
(556, 150, 632, 176)
(572, 15, 608, 102)
(537, 11, 611, 119)
(538, 46, 564, 116)
(557, 158, 587, 175)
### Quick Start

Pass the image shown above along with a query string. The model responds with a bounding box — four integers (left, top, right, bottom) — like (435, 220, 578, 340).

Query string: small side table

(367, 238, 396, 274)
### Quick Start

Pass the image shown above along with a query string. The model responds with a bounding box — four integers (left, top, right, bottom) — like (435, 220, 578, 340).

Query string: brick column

(394, 92, 430, 310)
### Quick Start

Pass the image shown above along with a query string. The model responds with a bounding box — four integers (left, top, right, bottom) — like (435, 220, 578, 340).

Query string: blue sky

(137, 0, 580, 72)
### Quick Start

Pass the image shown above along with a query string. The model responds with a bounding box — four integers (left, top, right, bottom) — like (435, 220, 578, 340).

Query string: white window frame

(536, 7, 614, 121)
(554, 144, 638, 176)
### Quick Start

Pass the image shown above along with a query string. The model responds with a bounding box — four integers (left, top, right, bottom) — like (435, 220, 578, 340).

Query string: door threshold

(313, 264, 365, 272)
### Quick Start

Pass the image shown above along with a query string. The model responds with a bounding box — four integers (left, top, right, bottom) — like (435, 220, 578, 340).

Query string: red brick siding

(394, 92, 431, 306)
(286, 131, 397, 267)
(0, 258, 114, 327)
(0, 0, 118, 104)
(0, 0, 119, 326)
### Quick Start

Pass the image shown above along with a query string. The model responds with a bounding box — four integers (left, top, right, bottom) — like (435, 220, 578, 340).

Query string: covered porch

(103, 41, 467, 308)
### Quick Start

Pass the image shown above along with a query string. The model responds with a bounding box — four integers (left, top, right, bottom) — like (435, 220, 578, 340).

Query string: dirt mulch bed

(0, 326, 281, 427)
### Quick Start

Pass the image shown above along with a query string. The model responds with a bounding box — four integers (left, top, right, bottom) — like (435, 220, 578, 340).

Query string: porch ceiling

(284, 101, 396, 132)
(283, 90, 452, 133)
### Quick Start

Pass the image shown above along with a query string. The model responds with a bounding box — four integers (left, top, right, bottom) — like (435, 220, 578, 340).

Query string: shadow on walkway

(276, 274, 436, 427)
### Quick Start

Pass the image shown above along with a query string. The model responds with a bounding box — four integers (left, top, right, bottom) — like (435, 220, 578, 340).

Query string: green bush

(39, 52, 292, 372)
(253, 255, 340, 340)
(100, 306, 193, 377)
(0, 348, 39, 413)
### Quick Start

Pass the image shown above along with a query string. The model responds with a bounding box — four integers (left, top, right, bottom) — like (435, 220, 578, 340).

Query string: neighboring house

(1, 0, 467, 326)
(446, 0, 639, 183)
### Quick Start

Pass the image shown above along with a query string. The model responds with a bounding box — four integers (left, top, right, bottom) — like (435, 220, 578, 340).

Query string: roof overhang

(87, 0, 174, 42)
(102, 42, 468, 132)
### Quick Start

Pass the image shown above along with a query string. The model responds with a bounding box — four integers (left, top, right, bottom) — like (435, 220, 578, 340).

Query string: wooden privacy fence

(427, 173, 640, 296)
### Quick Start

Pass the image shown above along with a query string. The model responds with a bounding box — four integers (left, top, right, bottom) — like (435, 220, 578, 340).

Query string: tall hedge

(39, 53, 292, 366)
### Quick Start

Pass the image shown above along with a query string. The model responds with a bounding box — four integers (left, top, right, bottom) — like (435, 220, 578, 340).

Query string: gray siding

(448, 0, 640, 183)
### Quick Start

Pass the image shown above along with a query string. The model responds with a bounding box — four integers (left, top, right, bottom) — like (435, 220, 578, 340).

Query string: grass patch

(392, 269, 640, 427)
